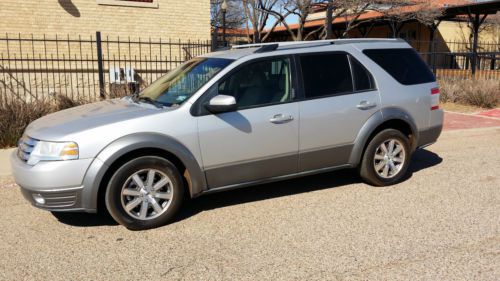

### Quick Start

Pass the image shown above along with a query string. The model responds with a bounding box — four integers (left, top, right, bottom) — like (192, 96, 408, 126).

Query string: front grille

(17, 135, 38, 162)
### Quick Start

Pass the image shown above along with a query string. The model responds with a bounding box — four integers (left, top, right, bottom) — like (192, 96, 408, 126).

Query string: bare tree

(325, 0, 334, 39)
(313, 0, 345, 40)
(371, 0, 443, 38)
(255, 0, 444, 42)
(336, 0, 376, 38)
(305, 0, 375, 40)
(243, 0, 283, 43)
(259, 0, 324, 41)
(211, 0, 246, 30)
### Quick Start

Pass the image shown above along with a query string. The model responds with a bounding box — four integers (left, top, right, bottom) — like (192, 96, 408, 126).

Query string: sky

(263, 14, 299, 29)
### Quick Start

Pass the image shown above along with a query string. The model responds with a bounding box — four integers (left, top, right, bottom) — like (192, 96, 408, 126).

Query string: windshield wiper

(136, 96, 165, 109)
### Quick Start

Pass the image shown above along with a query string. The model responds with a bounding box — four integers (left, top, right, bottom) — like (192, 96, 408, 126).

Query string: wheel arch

(81, 133, 207, 212)
(349, 107, 418, 166)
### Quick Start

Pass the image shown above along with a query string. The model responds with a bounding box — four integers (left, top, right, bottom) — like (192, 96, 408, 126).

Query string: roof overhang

(443, 0, 500, 17)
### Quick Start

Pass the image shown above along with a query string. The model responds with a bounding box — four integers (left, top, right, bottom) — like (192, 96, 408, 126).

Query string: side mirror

(205, 95, 237, 114)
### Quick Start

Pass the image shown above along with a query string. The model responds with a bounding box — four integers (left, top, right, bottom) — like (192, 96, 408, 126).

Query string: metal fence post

(96, 31, 105, 99)
(211, 27, 218, 51)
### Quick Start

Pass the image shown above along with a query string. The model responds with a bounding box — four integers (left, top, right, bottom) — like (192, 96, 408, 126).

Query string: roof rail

(254, 44, 279, 53)
(232, 38, 405, 53)
(331, 38, 405, 44)
(232, 42, 278, 50)
(232, 40, 335, 51)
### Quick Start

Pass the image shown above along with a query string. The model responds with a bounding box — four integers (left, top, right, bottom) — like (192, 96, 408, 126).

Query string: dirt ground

(0, 126, 499, 280)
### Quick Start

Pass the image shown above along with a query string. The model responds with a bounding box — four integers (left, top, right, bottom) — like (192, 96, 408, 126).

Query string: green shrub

(439, 79, 500, 108)
(0, 95, 87, 148)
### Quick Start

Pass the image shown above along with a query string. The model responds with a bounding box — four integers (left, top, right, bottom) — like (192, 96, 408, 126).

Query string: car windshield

(138, 57, 233, 106)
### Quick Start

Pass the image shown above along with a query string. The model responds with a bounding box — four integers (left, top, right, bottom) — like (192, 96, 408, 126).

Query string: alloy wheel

(373, 138, 406, 179)
(120, 169, 173, 220)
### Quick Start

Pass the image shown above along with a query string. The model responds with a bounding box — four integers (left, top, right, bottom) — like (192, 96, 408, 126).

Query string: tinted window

(300, 53, 353, 98)
(363, 48, 435, 85)
(350, 56, 375, 91)
(218, 58, 291, 109)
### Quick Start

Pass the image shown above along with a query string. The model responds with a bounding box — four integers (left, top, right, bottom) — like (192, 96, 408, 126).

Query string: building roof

(443, 0, 500, 17)
(213, 27, 248, 37)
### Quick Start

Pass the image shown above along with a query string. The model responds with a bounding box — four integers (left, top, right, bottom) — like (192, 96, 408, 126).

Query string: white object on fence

(125, 67, 135, 83)
(109, 67, 120, 84)
(109, 67, 136, 84)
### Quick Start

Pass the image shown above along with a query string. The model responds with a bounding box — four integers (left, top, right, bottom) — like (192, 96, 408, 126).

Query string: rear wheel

(359, 129, 411, 186)
(105, 156, 184, 230)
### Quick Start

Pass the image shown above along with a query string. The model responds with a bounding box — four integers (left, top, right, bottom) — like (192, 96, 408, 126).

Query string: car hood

(25, 98, 169, 140)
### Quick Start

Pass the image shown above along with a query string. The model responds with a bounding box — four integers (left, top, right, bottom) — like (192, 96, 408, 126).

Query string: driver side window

(218, 57, 291, 109)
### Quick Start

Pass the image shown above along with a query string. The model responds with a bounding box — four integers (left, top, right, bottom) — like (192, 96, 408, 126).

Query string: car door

(196, 56, 299, 188)
(297, 52, 380, 172)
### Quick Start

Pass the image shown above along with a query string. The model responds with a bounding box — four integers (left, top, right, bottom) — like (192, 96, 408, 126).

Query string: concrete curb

(444, 110, 500, 121)
(0, 148, 15, 177)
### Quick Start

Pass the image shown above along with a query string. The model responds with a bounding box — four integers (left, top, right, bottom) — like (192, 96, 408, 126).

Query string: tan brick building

(0, 0, 210, 40)
(0, 0, 212, 103)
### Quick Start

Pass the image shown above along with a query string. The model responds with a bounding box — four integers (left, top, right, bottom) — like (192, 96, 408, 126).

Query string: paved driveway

(444, 111, 500, 130)
(0, 127, 499, 281)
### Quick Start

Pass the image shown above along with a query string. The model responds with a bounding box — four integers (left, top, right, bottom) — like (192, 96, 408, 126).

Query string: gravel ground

(0, 127, 499, 281)
(0, 176, 15, 188)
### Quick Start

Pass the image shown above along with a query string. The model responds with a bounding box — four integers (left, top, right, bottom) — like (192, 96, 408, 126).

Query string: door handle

(357, 101, 377, 110)
(270, 114, 294, 124)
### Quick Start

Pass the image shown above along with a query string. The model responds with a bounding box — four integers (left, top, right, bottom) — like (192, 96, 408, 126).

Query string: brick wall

(0, 0, 210, 40)
(0, 0, 211, 102)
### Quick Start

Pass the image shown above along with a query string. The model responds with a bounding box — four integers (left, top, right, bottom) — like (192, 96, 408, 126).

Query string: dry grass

(439, 78, 500, 109)
(0, 95, 87, 148)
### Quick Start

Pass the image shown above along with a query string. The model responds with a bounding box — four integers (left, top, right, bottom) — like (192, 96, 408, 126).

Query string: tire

(359, 129, 411, 186)
(105, 156, 184, 230)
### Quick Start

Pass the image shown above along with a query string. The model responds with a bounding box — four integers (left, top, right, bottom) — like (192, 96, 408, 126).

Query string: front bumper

(10, 150, 95, 212)
(19, 185, 86, 212)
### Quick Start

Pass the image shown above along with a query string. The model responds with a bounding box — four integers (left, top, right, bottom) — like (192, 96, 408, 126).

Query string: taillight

(431, 87, 440, 110)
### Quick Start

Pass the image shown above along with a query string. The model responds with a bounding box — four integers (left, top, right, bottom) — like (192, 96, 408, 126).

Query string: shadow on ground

(53, 149, 442, 228)
(408, 148, 443, 175)
(51, 211, 118, 227)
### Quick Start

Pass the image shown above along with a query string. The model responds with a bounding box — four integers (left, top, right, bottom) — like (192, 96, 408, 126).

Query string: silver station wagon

(11, 39, 443, 230)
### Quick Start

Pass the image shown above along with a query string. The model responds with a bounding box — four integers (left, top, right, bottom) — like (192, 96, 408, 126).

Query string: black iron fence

(0, 32, 212, 104)
(408, 39, 499, 80)
(1, 34, 499, 104)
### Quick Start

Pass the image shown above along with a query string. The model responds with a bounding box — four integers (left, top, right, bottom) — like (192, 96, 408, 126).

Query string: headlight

(28, 141, 79, 165)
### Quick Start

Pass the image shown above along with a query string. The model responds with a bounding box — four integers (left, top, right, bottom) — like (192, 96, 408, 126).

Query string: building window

(97, 0, 159, 8)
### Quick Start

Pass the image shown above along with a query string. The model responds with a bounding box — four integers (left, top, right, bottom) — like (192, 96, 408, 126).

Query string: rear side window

(300, 53, 353, 98)
(350, 56, 375, 91)
(363, 48, 435, 85)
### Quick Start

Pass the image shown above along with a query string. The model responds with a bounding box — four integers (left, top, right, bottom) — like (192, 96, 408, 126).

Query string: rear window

(363, 48, 435, 85)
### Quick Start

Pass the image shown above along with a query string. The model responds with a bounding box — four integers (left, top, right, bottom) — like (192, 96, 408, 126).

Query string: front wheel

(359, 129, 411, 186)
(105, 156, 184, 230)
